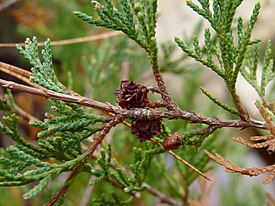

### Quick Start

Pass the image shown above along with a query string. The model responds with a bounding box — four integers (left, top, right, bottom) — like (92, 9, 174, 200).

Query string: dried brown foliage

(205, 104, 275, 185)
(205, 150, 275, 184)
(233, 136, 275, 155)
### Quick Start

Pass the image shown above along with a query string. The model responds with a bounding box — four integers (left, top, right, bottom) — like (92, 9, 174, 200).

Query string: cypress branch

(0, 0, 274, 205)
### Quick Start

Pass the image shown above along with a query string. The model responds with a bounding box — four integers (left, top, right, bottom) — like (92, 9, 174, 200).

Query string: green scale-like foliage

(0, 38, 109, 199)
(74, 0, 160, 72)
(241, 41, 275, 99)
(0, 105, 105, 199)
(175, 0, 262, 116)
(30, 100, 107, 161)
(0, 109, 105, 198)
(0, 114, 84, 197)
(74, 0, 156, 50)
(17, 37, 64, 93)
(89, 144, 165, 193)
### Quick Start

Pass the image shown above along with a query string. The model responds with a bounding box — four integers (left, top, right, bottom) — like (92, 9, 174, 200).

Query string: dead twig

(0, 78, 119, 113)
(0, 31, 122, 48)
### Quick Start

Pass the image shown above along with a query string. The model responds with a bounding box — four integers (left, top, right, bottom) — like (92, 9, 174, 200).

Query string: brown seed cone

(162, 133, 183, 150)
(131, 118, 162, 142)
(114, 80, 149, 109)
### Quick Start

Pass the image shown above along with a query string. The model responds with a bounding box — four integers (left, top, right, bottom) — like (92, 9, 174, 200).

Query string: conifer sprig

(176, 1, 262, 119)
(89, 144, 164, 193)
(16, 37, 65, 93)
(73, 0, 158, 53)
(0, 104, 108, 199)
(0, 38, 113, 201)
(74, 0, 173, 108)
(0, 114, 87, 198)
(200, 88, 239, 116)
(241, 40, 275, 103)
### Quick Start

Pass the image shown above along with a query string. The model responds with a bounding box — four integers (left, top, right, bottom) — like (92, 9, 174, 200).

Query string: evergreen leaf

(6, 146, 49, 168)
(16, 37, 64, 93)
(261, 40, 273, 96)
(74, 0, 158, 51)
(201, 88, 239, 115)
(23, 175, 52, 199)
(233, 3, 261, 85)
(175, 37, 225, 78)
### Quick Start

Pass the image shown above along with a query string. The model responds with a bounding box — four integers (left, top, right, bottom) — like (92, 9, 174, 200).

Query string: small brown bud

(162, 133, 183, 150)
